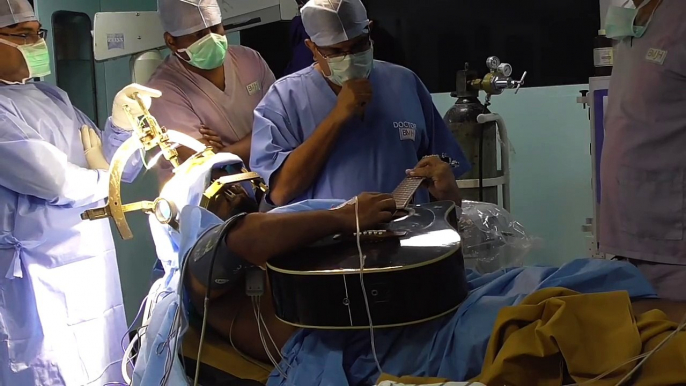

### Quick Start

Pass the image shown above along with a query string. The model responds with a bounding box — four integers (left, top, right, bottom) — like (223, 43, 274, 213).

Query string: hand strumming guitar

(225, 192, 396, 267)
(333, 193, 396, 232)
(407, 157, 462, 205)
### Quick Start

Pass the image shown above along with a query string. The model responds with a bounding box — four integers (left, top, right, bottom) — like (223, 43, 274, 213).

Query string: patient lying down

(183, 162, 686, 386)
(184, 248, 686, 386)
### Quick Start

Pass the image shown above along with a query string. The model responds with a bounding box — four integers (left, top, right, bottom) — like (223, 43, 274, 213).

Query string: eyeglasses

(317, 38, 372, 63)
(0, 29, 48, 44)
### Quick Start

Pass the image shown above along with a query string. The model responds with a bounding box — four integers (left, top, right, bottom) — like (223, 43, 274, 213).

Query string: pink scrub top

(146, 45, 275, 183)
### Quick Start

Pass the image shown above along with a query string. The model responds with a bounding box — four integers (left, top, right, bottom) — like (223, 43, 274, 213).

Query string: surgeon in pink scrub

(148, 0, 276, 184)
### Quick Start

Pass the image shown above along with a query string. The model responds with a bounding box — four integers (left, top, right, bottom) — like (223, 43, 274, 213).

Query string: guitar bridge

(333, 230, 407, 242)
(357, 230, 386, 237)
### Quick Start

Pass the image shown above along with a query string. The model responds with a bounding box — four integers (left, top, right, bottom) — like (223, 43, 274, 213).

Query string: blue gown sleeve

(249, 96, 301, 187)
(72, 109, 144, 184)
(415, 74, 472, 178)
(0, 112, 109, 208)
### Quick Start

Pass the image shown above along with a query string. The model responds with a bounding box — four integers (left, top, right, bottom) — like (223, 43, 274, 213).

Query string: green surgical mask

(325, 47, 374, 86)
(177, 33, 228, 70)
(0, 37, 51, 84)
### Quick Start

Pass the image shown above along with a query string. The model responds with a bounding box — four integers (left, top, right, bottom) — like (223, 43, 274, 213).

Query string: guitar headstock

(439, 154, 460, 168)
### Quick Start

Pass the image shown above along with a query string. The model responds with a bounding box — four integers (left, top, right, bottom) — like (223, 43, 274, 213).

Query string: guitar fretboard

(392, 176, 425, 210)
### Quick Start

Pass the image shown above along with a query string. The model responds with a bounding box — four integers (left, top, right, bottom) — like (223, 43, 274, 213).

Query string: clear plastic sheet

(458, 200, 538, 273)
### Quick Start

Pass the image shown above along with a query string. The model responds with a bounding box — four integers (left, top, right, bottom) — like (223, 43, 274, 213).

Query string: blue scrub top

(250, 61, 471, 205)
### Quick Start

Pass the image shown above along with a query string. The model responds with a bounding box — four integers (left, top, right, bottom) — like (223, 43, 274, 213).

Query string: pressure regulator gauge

(486, 56, 501, 71)
(498, 63, 513, 77)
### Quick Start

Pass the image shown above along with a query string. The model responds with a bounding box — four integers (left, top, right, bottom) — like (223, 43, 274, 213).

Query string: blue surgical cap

(0, 0, 36, 29)
(157, 0, 222, 37)
(301, 0, 369, 47)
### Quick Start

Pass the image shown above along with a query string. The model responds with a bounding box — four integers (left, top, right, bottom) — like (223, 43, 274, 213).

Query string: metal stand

(455, 113, 511, 212)
(577, 76, 612, 259)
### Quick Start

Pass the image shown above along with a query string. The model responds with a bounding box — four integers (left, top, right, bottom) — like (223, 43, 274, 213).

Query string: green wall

(433, 86, 594, 266)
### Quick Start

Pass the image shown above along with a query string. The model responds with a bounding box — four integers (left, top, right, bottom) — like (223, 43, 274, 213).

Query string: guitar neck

(392, 176, 425, 209)
(391, 154, 456, 210)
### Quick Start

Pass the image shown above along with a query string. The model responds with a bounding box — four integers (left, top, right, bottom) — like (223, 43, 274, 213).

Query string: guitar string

(355, 196, 384, 376)
(343, 275, 354, 326)
(393, 177, 423, 208)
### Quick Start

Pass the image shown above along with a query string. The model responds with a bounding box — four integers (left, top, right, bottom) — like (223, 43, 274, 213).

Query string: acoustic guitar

(266, 164, 469, 329)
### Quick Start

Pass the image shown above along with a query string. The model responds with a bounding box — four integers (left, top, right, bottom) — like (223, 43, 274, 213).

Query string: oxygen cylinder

(444, 66, 499, 204)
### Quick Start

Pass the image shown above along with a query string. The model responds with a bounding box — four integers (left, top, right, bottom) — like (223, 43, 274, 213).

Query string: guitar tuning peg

(439, 153, 459, 168)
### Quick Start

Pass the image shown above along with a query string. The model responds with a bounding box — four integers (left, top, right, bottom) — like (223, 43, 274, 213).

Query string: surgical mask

(325, 47, 374, 86)
(177, 33, 228, 70)
(0, 38, 51, 84)
(604, 0, 656, 39)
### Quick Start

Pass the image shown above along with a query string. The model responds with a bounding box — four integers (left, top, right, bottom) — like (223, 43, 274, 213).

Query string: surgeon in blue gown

(0, 1, 161, 384)
(250, 0, 471, 207)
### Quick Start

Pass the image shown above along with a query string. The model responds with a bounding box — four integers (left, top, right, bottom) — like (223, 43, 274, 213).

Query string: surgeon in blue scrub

(0, 1, 161, 384)
(250, 0, 470, 206)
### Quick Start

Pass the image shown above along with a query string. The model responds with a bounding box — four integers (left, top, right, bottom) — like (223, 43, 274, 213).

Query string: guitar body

(267, 201, 469, 329)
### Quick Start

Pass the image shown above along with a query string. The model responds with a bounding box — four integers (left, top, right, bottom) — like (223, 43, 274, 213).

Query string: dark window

(239, 21, 293, 79)
(363, 0, 600, 92)
(241, 1, 599, 91)
(52, 11, 99, 123)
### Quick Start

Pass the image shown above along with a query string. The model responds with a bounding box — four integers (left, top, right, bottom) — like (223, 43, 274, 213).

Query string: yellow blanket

(380, 288, 686, 386)
(476, 288, 686, 386)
